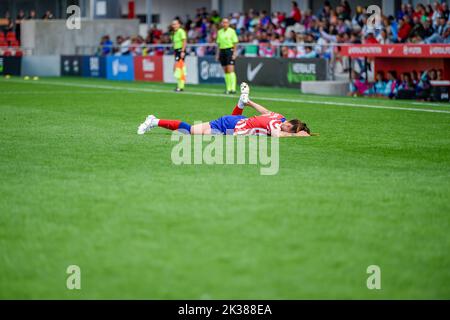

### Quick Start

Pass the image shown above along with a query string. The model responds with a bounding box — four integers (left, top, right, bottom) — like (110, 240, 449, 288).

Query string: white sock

(151, 118, 160, 126)
(237, 97, 245, 109)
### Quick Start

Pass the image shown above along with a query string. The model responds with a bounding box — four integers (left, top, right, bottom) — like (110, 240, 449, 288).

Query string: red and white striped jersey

(234, 112, 286, 136)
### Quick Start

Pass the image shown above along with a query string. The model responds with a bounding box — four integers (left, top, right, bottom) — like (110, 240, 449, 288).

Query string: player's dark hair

(288, 119, 310, 134)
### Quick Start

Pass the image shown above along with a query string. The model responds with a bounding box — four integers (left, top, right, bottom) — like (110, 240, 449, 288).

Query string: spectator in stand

(411, 70, 420, 86)
(42, 10, 54, 20)
(113, 35, 131, 56)
(425, 16, 449, 43)
(429, 69, 438, 80)
(416, 70, 432, 100)
(349, 70, 371, 96)
(397, 72, 417, 99)
(4, 18, 14, 33)
(15, 9, 25, 41)
(318, 1, 332, 20)
(28, 10, 36, 20)
(398, 16, 413, 42)
(130, 36, 144, 56)
(286, 1, 302, 27)
(352, 5, 365, 29)
(336, 3, 351, 21)
(340, 0, 352, 19)
(281, 45, 296, 58)
(372, 71, 387, 97)
(385, 71, 399, 99)
(147, 24, 162, 43)
(210, 10, 221, 24)
(298, 45, 317, 58)
(441, 2, 450, 20)
(377, 29, 391, 44)
(432, 2, 441, 26)
(364, 32, 379, 44)
(96, 1, 450, 63)
(397, 3, 408, 21)
(99, 35, 113, 56)
(302, 9, 314, 30)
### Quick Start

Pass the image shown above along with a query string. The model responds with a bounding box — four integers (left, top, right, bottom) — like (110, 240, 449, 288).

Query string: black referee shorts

(219, 48, 235, 67)
(174, 48, 185, 61)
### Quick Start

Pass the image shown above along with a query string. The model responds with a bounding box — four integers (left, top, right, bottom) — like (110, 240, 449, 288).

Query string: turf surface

(1, 77, 449, 299)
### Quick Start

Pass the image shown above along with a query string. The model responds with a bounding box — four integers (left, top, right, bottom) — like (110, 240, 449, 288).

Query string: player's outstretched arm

(247, 99, 271, 114)
(271, 129, 312, 138)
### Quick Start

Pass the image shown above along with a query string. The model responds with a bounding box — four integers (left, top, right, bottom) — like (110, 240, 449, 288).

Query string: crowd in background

(1, 9, 54, 43)
(3, 1, 450, 57)
(2, 2, 449, 100)
(350, 69, 445, 100)
(98, 1, 450, 59)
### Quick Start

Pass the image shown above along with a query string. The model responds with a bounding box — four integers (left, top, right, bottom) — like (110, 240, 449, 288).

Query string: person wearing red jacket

(397, 16, 412, 42)
(286, 1, 302, 26)
(291, 1, 302, 22)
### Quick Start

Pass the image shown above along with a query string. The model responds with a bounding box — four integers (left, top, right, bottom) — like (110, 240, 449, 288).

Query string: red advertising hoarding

(341, 44, 450, 80)
(134, 56, 163, 82)
(340, 44, 450, 58)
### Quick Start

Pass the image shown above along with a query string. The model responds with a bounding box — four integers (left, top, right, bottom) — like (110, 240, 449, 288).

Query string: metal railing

(75, 42, 340, 58)
(75, 42, 349, 80)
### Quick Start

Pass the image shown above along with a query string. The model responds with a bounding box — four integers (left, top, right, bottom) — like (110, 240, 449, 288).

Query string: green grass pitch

(1, 77, 449, 299)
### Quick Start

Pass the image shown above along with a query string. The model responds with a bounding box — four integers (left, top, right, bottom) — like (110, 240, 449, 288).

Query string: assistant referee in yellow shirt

(216, 18, 239, 94)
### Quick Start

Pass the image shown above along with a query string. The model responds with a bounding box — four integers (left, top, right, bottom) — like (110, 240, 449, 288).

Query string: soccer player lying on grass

(137, 83, 312, 137)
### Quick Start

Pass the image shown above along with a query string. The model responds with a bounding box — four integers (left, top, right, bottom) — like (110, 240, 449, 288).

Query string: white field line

(2, 90, 109, 94)
(412, 102, 449, 107)
(3, 79, 450, 114)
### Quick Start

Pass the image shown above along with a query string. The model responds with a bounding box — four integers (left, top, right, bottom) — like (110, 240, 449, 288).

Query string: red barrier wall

(374, 57, 450, 80)
(134, 56, 163, 82)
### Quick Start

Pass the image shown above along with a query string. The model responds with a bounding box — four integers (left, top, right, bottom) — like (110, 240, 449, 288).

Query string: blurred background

(0, 0, 449, 100)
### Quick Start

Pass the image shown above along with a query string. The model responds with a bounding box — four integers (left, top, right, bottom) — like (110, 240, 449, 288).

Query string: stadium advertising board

(163, 55, 199, 84)
(197, 56, 225, 84)
(235, 57, 283, 86)
(236, 57, 327, 87)
(285, 59, 328, 88)
(0, 56, 21, 76)
(21, 55, 61, 77)
(61, 55, 83, 76)
(106, 56, 135, 81)
(341, 44, 450, 58)
(82, 56, 106, 78)
(134, 56, 163, 82)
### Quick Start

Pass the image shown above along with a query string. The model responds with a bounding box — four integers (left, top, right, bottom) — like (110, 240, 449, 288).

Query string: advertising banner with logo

(22, 55, 61, 77)
(284, 58, 328, 88)
(0, 56, 21, 75)
(134, 56, 163, 82)
(341, 44, 450, 81)
(197, 56, 224, 84)
(163, 55, 199, 84)
(236, 57, 327, 87)
(106, 56, 134, 81)
(235, 57, 283, 86)
(61, 55, 83, 76)
(341, 44, 450, 58)
(82, 56, 106, 78)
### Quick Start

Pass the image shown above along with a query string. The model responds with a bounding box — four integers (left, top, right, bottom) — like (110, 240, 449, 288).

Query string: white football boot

(238, 82, 250, 108)
(137, 115, 156, 135)
(240, 82, 250, 95)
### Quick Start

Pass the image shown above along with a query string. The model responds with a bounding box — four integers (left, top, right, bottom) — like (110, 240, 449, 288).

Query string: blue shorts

(209, 115, 246, 135)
